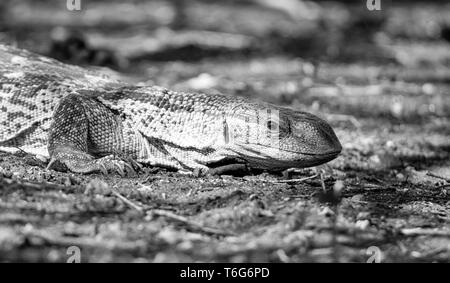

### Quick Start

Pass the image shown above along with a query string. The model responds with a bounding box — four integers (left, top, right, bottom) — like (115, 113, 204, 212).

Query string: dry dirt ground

(0, 0, 449, 262)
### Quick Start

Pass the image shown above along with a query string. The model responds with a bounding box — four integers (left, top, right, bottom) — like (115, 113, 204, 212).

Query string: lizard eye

(266, 120, 278, 131)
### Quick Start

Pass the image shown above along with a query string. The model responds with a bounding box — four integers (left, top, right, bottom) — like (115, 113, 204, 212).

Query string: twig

(1, 177, 64, 191)
(110, 190, 232, 236)
(13, 146, 28, 155)
(111, 189, 144, 212)
(274, 174, 319, 184)
(150, 209, 234, 236)
(401, 228, 450, 237)
(320, 173, 326, 193)
(27, 230, 146, 251)
(426, 172, 450, 182)
(435, 184, 450, 189)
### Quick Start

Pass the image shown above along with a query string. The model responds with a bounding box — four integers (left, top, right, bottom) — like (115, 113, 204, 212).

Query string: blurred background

(0, 0, 449, 99)
(1, 0, 450, 117)
(1, 0, 449, 117)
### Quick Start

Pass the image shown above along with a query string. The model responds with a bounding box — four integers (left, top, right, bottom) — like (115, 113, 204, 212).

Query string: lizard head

(224, 103, 342, 171)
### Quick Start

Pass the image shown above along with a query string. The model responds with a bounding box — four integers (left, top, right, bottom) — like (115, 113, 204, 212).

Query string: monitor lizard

(0, 43, 341, 176)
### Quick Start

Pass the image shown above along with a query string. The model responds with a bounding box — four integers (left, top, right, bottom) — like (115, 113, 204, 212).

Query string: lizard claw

(113, 161, 125, 177)
(129, 158, 143, 172)
(123, 162, 136, 175)
(97, 156, 137, 177)
(48, 147, 139, 176)
(98, 162, 108, 175)
(117, 160, 136, 176)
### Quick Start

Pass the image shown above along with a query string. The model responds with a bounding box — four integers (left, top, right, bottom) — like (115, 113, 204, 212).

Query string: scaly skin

(0, 44, 342, 175)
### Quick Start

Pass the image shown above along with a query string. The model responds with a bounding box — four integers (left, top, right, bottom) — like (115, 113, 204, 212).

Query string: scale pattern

(0, 44, 342, 174)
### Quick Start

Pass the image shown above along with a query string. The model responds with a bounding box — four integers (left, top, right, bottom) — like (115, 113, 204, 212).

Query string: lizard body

(0, 44, 341, 174)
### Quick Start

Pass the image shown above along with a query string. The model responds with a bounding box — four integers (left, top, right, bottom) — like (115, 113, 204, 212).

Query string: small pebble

(47, 249, 60, 262)
(422, 83, 435, 95)
(411, 251, 421, 258)
(396, 173, 405, 180)
(177, 240, 193, 250)
(319, 207, 335, 217)
(333, 180, 345, 196)
(385, 140, 395, 148)
(397, 188, 409, 193)
(357, 212, 370, 220)
(355, 219, 370, 230)
(186, 73, 218, 90)
(302, 62, 315, 76)
(351, 194, 365, 202)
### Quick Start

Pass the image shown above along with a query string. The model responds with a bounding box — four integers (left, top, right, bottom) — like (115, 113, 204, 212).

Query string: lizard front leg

(47, 94, 136, 176)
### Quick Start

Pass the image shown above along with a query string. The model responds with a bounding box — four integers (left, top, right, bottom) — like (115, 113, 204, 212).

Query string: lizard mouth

(292, 150, 341, 167)
(239, 143, 341, 159)
(295, 149, 341, 159)
(227, 145, 341, 171)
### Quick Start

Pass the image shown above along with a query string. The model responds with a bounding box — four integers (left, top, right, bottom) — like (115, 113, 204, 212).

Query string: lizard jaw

(228, 144, 341, 171)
